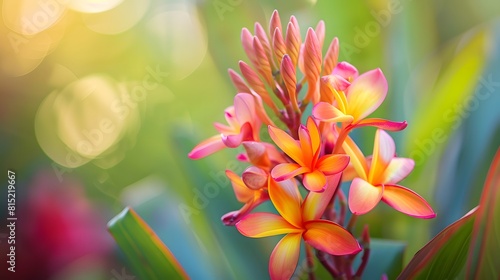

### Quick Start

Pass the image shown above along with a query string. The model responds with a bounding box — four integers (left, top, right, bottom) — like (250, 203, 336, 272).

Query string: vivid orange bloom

(343, 129, 435, 218)
(269, 117, 349, 192)
(236, 176, 361, 280)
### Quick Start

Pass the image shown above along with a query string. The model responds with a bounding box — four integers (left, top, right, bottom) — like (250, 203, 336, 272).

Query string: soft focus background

(0, 0, 499, 279)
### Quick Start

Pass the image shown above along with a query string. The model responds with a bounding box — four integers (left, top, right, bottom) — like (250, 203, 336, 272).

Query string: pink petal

(368, 129, 395, 183)
(188, 135, 226, 159)
(303, 170, 327, 192)
(268, 125, 305, 166)
(312, 102, 354, 123)
(234, 93, 257, 125)
(355, 118, 408, 131)
(348, 178, 383, 215)
(332, 61, 359, 81)
(236, 213, 300, 237)
(381, 158, 415, 184)
(317, 154, 350, 175)
(302, 174, 341, 221)
(346, 68, 387, 121)
(268, 179, 303, 227)
(222, 122, 253, 148)
(271, 163, 308, 181)
(382, 185, 436, 219)
(303, 220, 361, 255)
(226, 170, 254, 203)
(269, 233, 302, 280)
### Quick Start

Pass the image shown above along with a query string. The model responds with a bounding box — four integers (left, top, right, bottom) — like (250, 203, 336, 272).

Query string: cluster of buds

(189, 10, 435, 280)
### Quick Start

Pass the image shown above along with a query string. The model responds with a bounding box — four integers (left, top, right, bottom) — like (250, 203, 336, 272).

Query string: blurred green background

(0, 0, 499, 279)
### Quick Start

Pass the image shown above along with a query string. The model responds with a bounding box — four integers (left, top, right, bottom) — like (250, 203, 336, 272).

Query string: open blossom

(343, 129, 436, 218)
(236, 176, 361, 280)
(269, 118, 350, 192)
(313, 68, 408, 132)
(188, 93, 261, 159)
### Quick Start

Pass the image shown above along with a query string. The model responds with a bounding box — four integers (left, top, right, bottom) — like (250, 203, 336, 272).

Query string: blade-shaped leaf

(397, 207, 477, 280)
(108, 207, 189, 280)
(466, 148, 500, 279)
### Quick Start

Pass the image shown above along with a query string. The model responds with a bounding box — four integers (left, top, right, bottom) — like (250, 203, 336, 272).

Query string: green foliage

(108, 207, 189, 280)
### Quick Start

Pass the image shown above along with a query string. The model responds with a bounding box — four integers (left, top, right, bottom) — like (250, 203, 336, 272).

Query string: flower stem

(346, 214, 358, 233)
(305, 244, 316, 280)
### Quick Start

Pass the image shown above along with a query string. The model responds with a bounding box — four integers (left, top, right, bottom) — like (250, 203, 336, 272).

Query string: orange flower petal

(355, 118, 408, 131)
(380, 158, 415, 185)
(269, 179, 303, 227)
(303, 170, 327, 192)
(271, 163, 308, 181)
(188, 135, 226, 159)
(302, 174, 341, 221)
(348, 178, 383, 215)
(306, 117, 321, 158)
(236, 213, 300, 238)
(369, 129, 395, 183)
(303, 220, 361, 255)
(382, 185, 436, 219)
(268, 125, 305, 166)
(298, 125, 313, 165)
(317, 154, 350, 175)
(346, 68, 387, 121)
(269, 233, 302, 280)
(226, 170, 254, 203)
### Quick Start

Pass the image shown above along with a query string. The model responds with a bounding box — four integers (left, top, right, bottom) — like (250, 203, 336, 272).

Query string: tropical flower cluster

(189, 10, 435, 280)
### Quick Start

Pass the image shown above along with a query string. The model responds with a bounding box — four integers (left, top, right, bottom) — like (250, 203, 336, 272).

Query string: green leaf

(108, 207, 189, 280)
(404, 27, 490, 176)
(397, 207, 477, 280)
(466, 148, 500, 279)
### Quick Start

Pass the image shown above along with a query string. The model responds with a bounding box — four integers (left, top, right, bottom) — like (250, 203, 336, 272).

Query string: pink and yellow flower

(188, 93, 261, 159)
(269, 117, 350, 192)
(313, 68, 407, 132)
(344, 129, 435, 218)
(236, 176, 361, 280)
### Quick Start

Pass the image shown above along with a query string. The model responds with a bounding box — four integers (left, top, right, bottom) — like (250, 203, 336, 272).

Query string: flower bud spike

(241, 28, 259, 69)
(286, 17, 301, 66)
(269, 10, 282, 38)
(239, 61, 280, 114)
(303, 28, 322, 105)
(228, 69, 252, 93)
(255, 22, 274, 69)
(253, 36, 274, 86)
(315, 20, 326, 49)
(322, 37, 339, 75)
(272, 28, 286, 66)
(281, 55, 299, 112)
